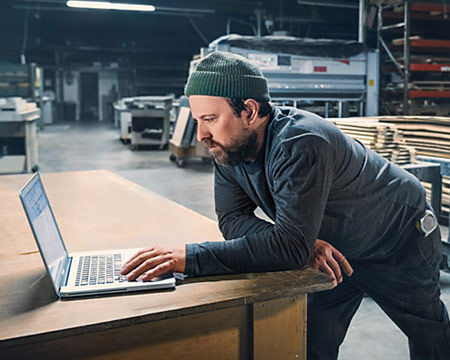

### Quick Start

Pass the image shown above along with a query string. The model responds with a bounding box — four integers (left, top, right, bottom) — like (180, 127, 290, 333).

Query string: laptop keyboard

(75, 254, 128, 286)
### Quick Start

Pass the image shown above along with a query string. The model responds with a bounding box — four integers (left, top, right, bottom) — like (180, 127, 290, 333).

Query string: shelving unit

(378, 0, 450, 115)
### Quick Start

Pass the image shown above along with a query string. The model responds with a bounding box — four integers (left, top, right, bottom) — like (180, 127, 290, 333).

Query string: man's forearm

(184, 226, 310, 277)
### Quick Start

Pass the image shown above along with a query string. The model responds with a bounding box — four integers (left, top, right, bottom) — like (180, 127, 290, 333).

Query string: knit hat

(185, 51, 270, 102)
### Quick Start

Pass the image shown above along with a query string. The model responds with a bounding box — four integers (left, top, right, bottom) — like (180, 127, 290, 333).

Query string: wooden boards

(331, 116, 450, 160)
(377, 116, 450, 160)
(330, 118, 416, 165)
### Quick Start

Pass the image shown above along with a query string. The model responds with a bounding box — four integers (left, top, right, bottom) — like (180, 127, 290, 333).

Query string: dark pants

(307, 228, 450, 360)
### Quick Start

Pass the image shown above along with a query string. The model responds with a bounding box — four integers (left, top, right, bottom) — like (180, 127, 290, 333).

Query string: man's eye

(204, 118, 214, 122)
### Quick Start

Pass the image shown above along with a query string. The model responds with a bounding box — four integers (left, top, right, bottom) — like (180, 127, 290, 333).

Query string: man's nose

(196, 121, 210, 142)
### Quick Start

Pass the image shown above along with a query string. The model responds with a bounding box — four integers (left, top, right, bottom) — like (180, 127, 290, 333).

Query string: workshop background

(0, 1, 449, 359)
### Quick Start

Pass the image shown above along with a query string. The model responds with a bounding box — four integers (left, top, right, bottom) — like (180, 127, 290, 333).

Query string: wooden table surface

(0, 170, 333, 358)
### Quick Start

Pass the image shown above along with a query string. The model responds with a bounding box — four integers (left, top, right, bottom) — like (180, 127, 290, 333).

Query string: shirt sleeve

(184, 135, 334, 277)
(214, 162, 275, 239)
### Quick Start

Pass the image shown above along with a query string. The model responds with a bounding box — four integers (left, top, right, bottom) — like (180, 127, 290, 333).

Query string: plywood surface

(0, 170, 333, 347)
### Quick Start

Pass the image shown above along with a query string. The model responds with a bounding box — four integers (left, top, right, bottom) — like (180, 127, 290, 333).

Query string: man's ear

(243, 99, 259, 125)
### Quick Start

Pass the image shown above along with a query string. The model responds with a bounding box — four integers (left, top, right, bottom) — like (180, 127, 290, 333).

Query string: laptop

(19, 172, 176, 298)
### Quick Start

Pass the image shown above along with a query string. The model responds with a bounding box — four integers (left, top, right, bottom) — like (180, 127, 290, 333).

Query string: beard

(204, 131, 259, 167)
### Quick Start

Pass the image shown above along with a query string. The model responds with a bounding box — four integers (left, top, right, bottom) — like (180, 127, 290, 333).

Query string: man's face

(189, 95, 258, 166)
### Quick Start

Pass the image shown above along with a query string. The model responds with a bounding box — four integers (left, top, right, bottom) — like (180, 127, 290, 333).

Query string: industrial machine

(0, 97, 40, 174)
(192, 35, 380, 117)
(113, 96, 173, 150)
(0, 63, 44, 127)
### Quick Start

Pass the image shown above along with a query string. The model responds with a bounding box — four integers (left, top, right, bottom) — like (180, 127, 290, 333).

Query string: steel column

(403, 0, 410, 115)
(359, 0, 366, 43)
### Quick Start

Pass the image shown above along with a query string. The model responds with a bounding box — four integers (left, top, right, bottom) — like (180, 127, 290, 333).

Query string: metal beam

(274, 16, 325, 23)
(379, 37, 404, 77)
(380, 22, 405, 31)
(297, 0, 358, 9)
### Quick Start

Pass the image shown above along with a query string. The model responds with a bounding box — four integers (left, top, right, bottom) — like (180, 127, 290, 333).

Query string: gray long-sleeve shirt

(185, 107, 427, 276)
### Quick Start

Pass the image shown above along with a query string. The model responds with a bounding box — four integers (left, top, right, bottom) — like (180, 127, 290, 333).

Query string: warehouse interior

(1, 0, 450, 359)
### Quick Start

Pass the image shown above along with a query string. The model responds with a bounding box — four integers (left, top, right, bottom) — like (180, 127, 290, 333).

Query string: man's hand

(120, 245, 186, 281)
(308, 239, 353, 287)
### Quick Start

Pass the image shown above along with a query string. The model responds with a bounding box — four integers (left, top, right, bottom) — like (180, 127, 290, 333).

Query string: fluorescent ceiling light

(67, 1, 156, 12)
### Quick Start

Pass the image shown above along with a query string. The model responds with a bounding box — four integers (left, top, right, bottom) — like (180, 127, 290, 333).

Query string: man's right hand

(307, 239, 354, 287)
(120, 245, 186, 282)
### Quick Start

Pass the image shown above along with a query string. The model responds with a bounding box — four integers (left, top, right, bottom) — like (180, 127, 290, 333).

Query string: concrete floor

(36, 121, 450, 359)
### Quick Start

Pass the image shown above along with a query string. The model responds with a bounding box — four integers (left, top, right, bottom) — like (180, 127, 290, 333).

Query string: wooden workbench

(0, 170, 333, 360)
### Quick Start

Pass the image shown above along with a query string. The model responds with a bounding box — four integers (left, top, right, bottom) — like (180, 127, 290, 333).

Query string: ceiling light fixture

(66, 1, 156, 12)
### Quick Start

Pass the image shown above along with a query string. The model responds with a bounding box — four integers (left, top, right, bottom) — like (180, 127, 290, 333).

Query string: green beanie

(185, 51, 270, 102)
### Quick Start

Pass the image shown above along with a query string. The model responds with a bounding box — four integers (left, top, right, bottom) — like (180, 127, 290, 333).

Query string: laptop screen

(20, 174, 68, 290)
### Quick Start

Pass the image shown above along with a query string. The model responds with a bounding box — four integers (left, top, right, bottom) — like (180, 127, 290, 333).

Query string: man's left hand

(120, 245, 186, 281)
(308, 239, 354, 287)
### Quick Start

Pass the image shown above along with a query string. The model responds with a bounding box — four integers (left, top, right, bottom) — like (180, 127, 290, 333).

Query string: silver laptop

(19, 172, 175, 298)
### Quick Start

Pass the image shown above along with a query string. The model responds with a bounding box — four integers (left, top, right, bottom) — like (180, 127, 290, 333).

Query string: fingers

(339, 257, 354, 277)
(327, 254, 343, 283)
(121, 248, 151, 271)
(120, 247, 156, 276)
(125, 255, 165, 281)
(308, 239, 354, 287)
(308, 254, 338, 286)
(139, 261, 173, 282)
(120, 245, 185, 282)
(331, 248, 354, 277)
(318, 263, 338, 287)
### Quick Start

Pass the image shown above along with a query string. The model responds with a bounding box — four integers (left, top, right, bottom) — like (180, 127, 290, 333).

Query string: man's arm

(185, 136, 335, 276)
(121, 137, 344, 281)
(214, 162, 274, 239)
(119, 239, 354, 284)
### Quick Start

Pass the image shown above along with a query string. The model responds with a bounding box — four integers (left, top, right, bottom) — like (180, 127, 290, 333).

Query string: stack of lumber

(330, 118, 416, 165)
(376, 116, 450, 160)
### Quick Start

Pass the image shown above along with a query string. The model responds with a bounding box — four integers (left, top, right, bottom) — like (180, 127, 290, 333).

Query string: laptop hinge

(60, 256, 73, 288)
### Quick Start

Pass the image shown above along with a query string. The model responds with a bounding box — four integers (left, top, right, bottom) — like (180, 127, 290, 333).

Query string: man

(121, 51, 450, 359)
